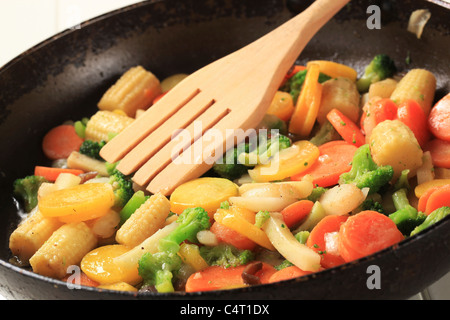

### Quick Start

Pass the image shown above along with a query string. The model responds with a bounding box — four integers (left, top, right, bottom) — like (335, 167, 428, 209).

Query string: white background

(0, 0, 449, 300)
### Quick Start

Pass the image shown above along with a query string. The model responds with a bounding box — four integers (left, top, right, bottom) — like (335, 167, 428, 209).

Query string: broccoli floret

(13, 175, 48, 212)
(339, 144, 394, 194)
(274, 259, 294, 271)
(255, 210, 270, 228)
(389, 188, 426, 235)
(361, 198, 385, 214)
(356, 54, 397, 92)
(108, 171, 133, 208)
(307, 186, 328, 202)
(410, 206, 450, 237)
(256, 114, 288, 136)
(294, 230, 310, 244)
(79, 140, 106, 160)
(158, 207, 211, 253)
(238, 133, 291, 166)
(212, 144, 250, 180)
(200, 244, 254, 268)
(138, 251, 182, 293)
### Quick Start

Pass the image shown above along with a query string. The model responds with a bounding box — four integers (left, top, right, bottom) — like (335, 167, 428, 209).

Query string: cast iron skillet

(0, 0, 449, 300)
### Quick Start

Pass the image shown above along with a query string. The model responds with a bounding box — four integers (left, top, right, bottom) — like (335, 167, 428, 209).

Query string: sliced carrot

(425, 139, 450, 168)
(306, 215, 348, 269)
(280, 200, 314, 228)
(185, 262, 276, 292)
(210, 221, 256, 251)
(268, 266, 312, 283)
(61, 271, 100, 288)
(428, 93, 450, 142)
(396, 99, 430, 147)
(291, 140, 358, 187)
(42, 125, 84, 160)
(417, 185, 442, 213)
(424, 184, 450, 216)
(34, 166, 84, 182)
(327, 108, 365, 147)
(338, 211, 404, 262)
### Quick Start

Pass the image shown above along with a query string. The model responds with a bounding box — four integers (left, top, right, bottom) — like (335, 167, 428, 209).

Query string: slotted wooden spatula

(100, 0, 350, 195)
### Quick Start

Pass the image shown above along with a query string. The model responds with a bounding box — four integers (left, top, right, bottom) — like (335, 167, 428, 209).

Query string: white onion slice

(263, 212, 321, 272)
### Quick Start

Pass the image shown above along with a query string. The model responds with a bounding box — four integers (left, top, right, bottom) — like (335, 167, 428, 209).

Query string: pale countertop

(0, 0, 448, 300)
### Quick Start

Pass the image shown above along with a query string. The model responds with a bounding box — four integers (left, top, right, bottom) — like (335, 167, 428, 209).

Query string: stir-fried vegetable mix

(9, 55, 450, 294)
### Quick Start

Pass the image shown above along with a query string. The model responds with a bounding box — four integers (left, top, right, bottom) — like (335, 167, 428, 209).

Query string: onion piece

(263, 212, 321, 272)
(319, 184, 367, 216)
(229, 196, 296, 212)
(407, 9, 431, 39)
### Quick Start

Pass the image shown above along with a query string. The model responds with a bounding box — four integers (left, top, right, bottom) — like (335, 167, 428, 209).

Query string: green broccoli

(200, 244, 254, 268)
(356, 54, 397, 92)
(294, 230, 310, 244)
(212, 143, 250, 180)
(410, 206, 450, 237)
(79, 140, 106, 160)
(307, 186, 328, 202)
(282, 69, 331, 103)
(13, 175, 48, 212)
(255, 210, 271, 228)
(361, 198, 385, 214)
(138, 251, 182, 293)
(108, 171, 134, 208)
(158, 207, 211, 253)
(389, 188, 426, 235)
(274, 259, 294, 271)
(256, 114, 288, 136)
(338, 144, 394, 194)
(238, 133, 291, 167)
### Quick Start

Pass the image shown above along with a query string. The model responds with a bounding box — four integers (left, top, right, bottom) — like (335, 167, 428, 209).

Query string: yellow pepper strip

(214, 210, 275, 251)
(289, 63, 322, 137)
(248, 140, 320, 182)
(178, 243, 209, 271)
(306, 60, 358, 81)
(415, 179, 450, 198)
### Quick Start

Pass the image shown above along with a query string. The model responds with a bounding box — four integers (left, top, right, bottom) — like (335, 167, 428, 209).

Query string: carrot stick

(268, 266, 312, 283)
(34, 166, 84, 182)
(425, 139, 450, 168)
(428, 93, 450, 142)
(306, 215, 348, 269)
(327, 108, 365, 147)
(424, 184, 450, 216)
(185, 263, 276, 292)
(210, 221, 256, 250)
(280, 200, 314, 228)
(338, 210, 404, 262)
(42, 125, 84, 160)
(363, 98, 397, 138)
(291, 140, 358, 187)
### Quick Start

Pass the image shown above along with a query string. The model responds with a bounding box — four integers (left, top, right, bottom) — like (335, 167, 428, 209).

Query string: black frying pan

(0, 0, 449, 300)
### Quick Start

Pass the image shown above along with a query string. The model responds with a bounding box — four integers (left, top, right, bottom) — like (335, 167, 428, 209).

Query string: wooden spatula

(100, 0, 350, 195)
